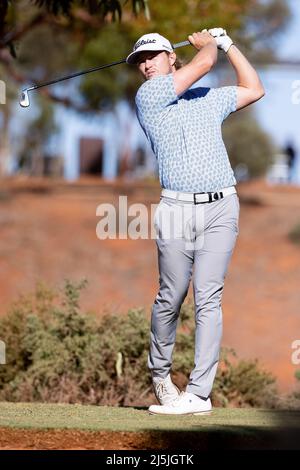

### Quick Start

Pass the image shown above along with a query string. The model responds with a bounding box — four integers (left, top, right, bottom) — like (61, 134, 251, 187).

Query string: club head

(19, 88, 31, 108)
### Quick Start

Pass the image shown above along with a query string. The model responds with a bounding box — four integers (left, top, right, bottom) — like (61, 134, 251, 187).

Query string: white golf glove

(208, 27, 233, 53)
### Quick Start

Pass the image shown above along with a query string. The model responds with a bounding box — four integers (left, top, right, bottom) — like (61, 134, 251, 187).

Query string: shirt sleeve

(209, 85, 237, 121)
(135, 73, 178, 126)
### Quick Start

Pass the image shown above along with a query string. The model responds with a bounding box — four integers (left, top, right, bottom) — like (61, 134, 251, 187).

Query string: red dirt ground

(0, 427, 151, 450)
(0, 426, 299, 450)
(0, 176, 299, 394)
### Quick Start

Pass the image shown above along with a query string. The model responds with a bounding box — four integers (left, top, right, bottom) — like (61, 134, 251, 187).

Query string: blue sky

(276, 0, 300, 60)
(255, 0, 300, 153)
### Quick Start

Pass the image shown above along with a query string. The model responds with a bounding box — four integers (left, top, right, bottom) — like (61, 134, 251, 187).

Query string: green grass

(0, 402, 298, 432)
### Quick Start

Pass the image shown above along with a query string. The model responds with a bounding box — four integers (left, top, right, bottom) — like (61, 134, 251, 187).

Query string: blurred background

(0, 0, 299, 407)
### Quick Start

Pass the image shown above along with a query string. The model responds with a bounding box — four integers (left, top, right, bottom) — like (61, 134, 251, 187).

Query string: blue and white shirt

(135, 72, 237, 192)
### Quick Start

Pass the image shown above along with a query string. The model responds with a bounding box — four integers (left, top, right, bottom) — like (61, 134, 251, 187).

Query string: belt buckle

(212, 191, 224, 201)
(193, 192, 213, 204)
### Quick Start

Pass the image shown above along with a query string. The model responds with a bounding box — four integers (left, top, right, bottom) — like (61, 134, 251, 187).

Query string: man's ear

(169, 51, 177, 67)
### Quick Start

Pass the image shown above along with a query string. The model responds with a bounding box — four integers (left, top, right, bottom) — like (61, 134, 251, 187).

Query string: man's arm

(173, 31, 218, 97)
(208, 28, 265, 109)
(226, 44, 265, 110)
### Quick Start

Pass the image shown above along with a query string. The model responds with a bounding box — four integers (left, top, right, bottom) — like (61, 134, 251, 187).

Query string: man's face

(137, 50, 176, 80)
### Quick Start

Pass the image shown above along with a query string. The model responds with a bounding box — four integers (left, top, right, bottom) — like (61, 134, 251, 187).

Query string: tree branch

(69, 7, 105, 28)
(0, 12, 48, 48)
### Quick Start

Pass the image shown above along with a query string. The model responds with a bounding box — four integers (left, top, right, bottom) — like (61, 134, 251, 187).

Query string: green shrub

(0, 279, 151, 405)
(0, 280, 279, 407)
(173, 301, 278, 408)
(222, 108, 275, 178)
(288, 222, 300, 245)
(293, 370, 300, 403)
(276, 370, 300, 410)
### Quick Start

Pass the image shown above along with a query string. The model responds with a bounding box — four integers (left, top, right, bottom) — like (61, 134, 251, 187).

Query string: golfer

(126, 29, 265, 415)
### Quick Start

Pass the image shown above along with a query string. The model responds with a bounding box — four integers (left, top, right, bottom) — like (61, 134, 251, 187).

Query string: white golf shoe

(148, 391, 212, 415)
(152, 373, 181, 405)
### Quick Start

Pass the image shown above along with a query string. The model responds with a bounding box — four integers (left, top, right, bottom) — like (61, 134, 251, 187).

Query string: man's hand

(188, 31, 217, 50)
(208, 27, 233, 53)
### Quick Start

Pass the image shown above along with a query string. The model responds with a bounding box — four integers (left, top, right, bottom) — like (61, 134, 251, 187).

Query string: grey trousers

(148, 189, 240, 399)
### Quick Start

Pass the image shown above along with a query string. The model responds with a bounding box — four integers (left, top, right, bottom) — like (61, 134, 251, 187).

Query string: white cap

(126, 33, 174, 64)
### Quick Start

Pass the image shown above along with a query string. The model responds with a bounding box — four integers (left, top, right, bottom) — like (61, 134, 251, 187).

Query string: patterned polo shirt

(135, 72, 237, 192)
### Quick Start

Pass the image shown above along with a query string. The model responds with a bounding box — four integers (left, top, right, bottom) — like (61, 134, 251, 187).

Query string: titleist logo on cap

(134, 39, 156, 50)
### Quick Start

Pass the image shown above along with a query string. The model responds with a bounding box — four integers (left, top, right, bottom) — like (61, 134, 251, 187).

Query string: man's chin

(146, 72, 161, 80)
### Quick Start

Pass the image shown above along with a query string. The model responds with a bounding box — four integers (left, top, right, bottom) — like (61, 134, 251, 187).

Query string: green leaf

(8, 41, 17, 58)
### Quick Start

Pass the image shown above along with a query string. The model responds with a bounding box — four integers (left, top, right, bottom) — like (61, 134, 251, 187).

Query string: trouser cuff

(186, 384, 211, 400)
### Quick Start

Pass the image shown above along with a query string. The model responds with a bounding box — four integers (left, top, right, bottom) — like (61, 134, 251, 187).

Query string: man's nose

(145, 58, 153, 67)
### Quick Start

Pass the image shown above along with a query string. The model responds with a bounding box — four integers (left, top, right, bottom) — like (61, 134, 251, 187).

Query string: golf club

(19, 39, 192, 108)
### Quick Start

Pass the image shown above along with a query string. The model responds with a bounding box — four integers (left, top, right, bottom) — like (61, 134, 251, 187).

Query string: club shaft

(32, 58, 127, 90)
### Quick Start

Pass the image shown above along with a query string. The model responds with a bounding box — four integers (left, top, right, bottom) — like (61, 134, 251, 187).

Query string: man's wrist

(225, 42, 234, 53)
(220, 35, 233, 53)
(206, 41, 218, 65)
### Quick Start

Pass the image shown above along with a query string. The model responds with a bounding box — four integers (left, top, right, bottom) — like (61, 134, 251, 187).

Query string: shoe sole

(148, 410, 213, 416)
